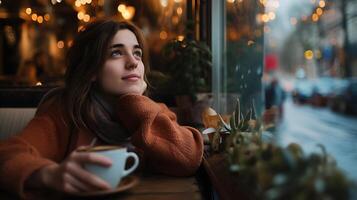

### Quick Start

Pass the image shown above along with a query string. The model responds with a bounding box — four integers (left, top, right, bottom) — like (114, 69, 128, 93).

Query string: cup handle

(122, 152, 139, 177)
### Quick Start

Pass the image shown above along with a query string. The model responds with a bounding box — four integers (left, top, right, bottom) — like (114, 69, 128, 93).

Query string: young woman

(0, 19, 203, 198)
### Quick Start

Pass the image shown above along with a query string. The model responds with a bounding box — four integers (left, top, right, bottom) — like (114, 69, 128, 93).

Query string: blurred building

(0, 0, 212, 87)
(318, 0, 357, 77)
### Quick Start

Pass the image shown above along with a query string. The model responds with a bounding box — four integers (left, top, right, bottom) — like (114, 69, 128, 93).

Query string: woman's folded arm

(115, 94, 204, 176)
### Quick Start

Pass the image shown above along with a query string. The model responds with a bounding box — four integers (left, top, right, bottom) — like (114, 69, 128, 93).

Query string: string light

(261, 14, 269, 23)
(177, 35, 184, 41)
(25, 8, 32, 15)
(44, 14, 50, 21)
(37, 16, 43, 23)
(268, 12, 276, 20)
(31, 13, 38, 21)
(74, 0, 92, 7)
(83, 14, 90, 22)
(57, 41, 64, 49)
(312, 13, 319, 22)
(25, 7, 50, 24)
(319, 0, 326, 8)
(77, 11, 84, 20)
(160, 0, 168, 7)
(118, 4, 126, 13)
(117, 4, 135, 20)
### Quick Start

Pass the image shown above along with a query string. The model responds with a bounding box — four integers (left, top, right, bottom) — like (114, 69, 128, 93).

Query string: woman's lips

(121, 74, 140, 81)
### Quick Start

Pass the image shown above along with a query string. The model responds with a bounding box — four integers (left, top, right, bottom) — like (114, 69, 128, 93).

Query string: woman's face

(98, 29, 146, 96)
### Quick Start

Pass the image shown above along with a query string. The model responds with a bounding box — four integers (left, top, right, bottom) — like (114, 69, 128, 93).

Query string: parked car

(292, 79, 314, 104)
(328, 78, 357, 115)
(311, 77, 337, 107)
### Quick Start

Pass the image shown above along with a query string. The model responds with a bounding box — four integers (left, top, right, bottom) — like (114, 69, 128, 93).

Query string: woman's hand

(26, 148, 113, 194)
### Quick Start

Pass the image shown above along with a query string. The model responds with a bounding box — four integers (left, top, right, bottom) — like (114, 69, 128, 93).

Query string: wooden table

(116, 174, 203, 200)
(0, 174, 203, 200)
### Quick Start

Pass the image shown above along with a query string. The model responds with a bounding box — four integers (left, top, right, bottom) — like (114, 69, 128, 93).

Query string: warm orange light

(177, 7, 183, 15)
(31, 13, 37, 21)
(44, 14, 50, 21)
(304, 50, 314, 60)
(57, 41, 64, 49)
(319, 0, 325, 8)
(160, 0, 168, 7)
(75, 0, 81, 7)
(83, 14, 90, 22)
(25, 8, 32, 15)
(227, 0, 235, 3)
(268, 12, 276, 20)
(160, 31, 168, 40)
(77, 11, 84, 20)
(316, 7, 323, 15)
(118, 4, 126, 13)
(262, 14, 269, 23)
(122, 6, 135, 20)
(312, 13, 319, 22)
(37, 16, 43, 23)
(177, 35, 184, 41)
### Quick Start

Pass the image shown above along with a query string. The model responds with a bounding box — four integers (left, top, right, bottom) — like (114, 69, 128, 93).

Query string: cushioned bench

(0, 108, 36, 140)
(0, 86, 53, 140)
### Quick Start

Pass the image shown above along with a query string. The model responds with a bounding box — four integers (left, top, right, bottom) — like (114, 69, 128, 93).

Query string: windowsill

(202, 146, 255, 200)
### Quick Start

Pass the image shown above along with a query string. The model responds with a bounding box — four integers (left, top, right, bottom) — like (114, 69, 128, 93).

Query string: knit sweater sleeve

(115, 94, 204, 176)
(0, 100, 68, 198)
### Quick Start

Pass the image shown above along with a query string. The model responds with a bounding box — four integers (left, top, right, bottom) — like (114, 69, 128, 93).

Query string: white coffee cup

(81, 146, 139, 188)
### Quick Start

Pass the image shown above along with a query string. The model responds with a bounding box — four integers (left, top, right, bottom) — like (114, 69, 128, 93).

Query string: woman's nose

(125, 55, 138, 70)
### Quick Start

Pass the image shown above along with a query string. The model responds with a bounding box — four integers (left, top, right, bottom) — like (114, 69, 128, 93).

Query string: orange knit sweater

(0, 94, 203, 198)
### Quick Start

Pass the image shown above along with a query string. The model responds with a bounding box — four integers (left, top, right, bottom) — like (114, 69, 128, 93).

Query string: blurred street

(277, 97, 357, 181)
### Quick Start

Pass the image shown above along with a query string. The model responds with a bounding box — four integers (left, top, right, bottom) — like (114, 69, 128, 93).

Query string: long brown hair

(63, 19, 150, 131)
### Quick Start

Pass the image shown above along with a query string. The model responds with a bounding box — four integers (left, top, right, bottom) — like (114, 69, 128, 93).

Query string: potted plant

(160, 37, 212, 127)
(202, 99, 355, 199)
(161, 38, 212, 96)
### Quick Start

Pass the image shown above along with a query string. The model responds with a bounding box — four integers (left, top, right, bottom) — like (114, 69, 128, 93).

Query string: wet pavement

(276, 97, 357, 181)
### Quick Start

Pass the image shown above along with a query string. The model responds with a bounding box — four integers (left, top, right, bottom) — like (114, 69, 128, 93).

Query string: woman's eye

(110, 50, 122, 57)
(133, 50, 143, 58)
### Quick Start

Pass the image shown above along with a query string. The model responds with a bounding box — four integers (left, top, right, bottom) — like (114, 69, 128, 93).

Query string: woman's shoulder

(36, 87, 65, 116)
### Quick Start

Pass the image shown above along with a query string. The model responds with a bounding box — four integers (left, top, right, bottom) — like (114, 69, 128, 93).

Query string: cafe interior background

(0, 0, 357, 196)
